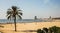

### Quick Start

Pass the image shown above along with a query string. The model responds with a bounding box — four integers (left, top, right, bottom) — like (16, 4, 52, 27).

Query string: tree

(43, 27, 48, 33)
(7, 6, 23, 31)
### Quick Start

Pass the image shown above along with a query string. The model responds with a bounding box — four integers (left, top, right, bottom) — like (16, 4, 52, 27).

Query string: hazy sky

(0, 0, 60, 19)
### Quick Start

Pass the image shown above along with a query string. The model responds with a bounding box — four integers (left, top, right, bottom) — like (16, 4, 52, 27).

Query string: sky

(0, 0, 60, 19)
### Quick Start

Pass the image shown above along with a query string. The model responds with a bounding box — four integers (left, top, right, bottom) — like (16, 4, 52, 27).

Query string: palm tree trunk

(14, 16, 17, 31)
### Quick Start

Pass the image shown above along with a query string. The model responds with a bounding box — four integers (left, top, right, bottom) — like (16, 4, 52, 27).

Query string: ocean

(0, 19, 44, 23)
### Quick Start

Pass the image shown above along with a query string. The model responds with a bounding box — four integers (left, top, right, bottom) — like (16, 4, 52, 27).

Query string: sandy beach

(0, 22, 60, 33)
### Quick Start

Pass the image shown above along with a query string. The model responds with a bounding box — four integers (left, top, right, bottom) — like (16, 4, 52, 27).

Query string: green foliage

(43, 27, 48, 33)
(37, 29, 41, 33)
(49, 26, 58, 33)
(49, 26, 60, 33)
(37, 26, 60, 33)
(37, 29, 44, 33)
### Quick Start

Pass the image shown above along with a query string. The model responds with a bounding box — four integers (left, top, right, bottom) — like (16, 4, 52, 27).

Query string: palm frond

(12, 6, 17, 11)
(18, 10, 22, 11)
(6, 14, 9, 16)
(7, 15, 11, 20)
(7, 11, 12, 14)
(18, 12, 23, 15)
(17, 15, 22, 19)
(7, 6, 23, 20)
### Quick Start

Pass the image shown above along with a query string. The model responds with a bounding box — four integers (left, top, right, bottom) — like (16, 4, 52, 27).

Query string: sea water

(0, 19, 43, 23)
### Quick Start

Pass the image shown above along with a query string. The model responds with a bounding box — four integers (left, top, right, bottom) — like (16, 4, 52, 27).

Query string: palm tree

(7, 6, 23, 31)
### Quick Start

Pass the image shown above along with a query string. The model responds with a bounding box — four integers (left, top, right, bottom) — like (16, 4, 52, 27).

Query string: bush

(37, 29, 44, 33)
(43, 27, 48, 33)
(37, 26, 60, 33)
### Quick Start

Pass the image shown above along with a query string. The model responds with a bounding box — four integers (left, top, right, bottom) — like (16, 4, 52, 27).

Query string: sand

(0, 22, 60, 33)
